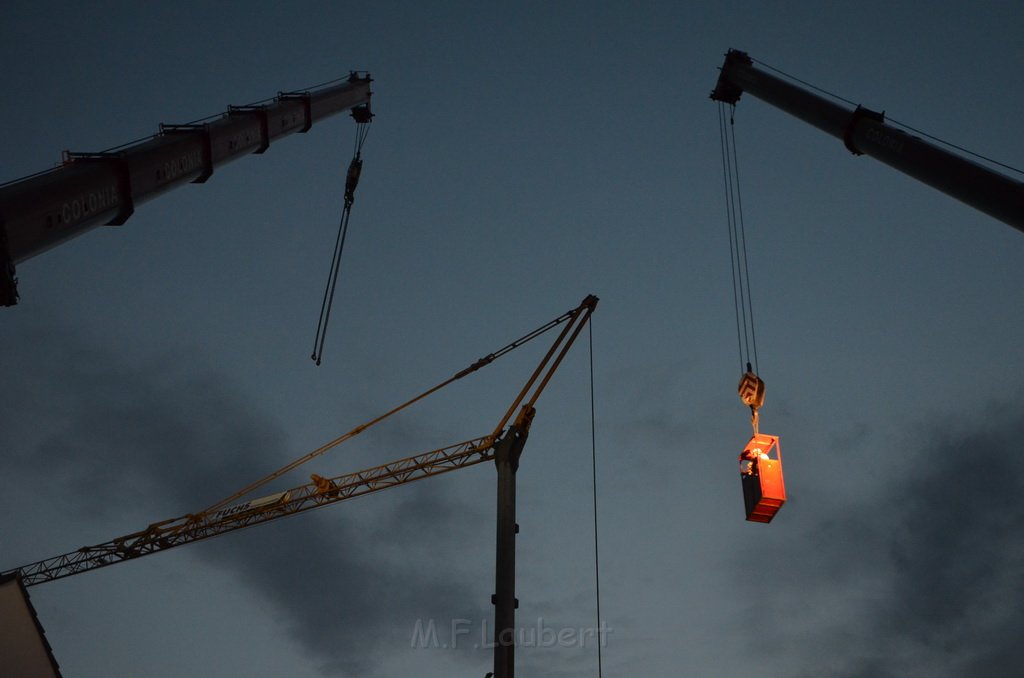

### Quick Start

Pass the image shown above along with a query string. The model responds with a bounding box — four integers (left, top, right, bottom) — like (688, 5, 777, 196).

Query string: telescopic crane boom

(0, 73, 373, 305)
(710, 49, 1024, 234)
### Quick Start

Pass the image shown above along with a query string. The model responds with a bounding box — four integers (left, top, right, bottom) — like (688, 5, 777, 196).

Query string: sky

(2, 2, 1023, 676)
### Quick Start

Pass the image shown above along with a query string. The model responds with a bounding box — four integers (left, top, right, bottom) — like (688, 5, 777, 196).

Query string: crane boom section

(710, 50, 1024, 233)
(8, 435, 493, 587)
(0, 74, 373, 269)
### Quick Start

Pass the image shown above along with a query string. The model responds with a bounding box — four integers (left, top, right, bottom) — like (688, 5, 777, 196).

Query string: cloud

(199, 497, 490, 676)
(0, 324, 492, 677)
(734, 398, 1024, 678)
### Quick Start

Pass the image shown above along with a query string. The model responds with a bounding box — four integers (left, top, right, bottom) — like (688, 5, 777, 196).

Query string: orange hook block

(739, 433, 785, 523)
(737, 370, 765, 410)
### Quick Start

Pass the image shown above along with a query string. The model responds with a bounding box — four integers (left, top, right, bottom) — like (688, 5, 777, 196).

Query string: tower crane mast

(710, 49, 1024, 233)
(0, 73, 373, 305)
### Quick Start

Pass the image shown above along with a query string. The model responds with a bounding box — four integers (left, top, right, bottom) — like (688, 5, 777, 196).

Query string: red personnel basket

(739, 433, 785, 523)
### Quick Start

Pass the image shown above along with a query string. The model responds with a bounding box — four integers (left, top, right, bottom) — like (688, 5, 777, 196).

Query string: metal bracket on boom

(160, 123, 215, 182)
(842, 105, 885, 156)
(227, 105, 271, 154)
(277, 91, 313, 132)
(61, 151, 136, 226)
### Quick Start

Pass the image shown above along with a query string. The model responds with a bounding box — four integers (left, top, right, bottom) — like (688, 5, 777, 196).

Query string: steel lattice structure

(9, 435, 495, 586)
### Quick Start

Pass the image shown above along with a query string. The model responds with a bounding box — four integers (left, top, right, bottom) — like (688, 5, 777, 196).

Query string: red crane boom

(0, 73, 373, 305)
(711, 49, 1023, 233)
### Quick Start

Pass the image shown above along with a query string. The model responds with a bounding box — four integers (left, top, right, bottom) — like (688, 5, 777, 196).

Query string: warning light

(739, 433, 785, 523)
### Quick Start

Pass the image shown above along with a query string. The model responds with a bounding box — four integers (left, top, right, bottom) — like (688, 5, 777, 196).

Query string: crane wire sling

(588, 320, 605, 677)
(718, 102, 759, 378)
(311, 113, 373, 365)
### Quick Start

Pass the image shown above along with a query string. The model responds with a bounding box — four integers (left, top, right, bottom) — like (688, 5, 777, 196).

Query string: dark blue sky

(3, 2, 1023, 676)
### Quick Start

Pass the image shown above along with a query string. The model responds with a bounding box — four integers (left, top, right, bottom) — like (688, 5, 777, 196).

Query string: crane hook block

(344, 156, 363, 205)
(350, 104, 373, 124)
(738, 370, 765, 410)
(739, 433, 785, 523)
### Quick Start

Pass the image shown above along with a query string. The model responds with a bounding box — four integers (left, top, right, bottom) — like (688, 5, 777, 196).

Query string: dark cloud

(200, 500, 491, 676)
(735, 399, 1024, 678)
(0, 325, 493, 676)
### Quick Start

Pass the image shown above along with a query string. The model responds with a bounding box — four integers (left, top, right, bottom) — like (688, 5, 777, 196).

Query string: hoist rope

(311, 203, 353, 364)
(588, 321, 604, 677)
(311, 119, 372, 365)
(730, 112, 759, 376)
(719, 104, 745, 374)
(718, 102, 759, 377)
